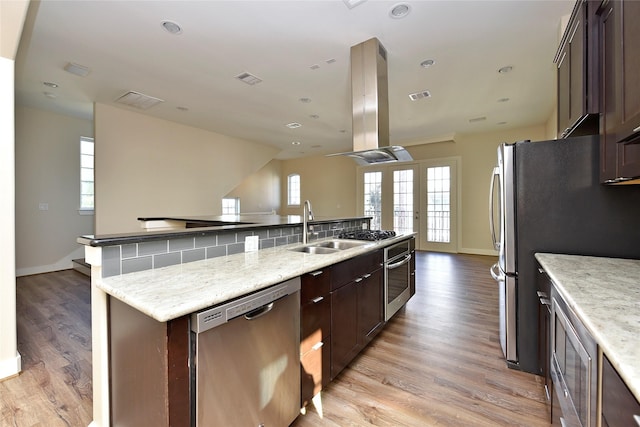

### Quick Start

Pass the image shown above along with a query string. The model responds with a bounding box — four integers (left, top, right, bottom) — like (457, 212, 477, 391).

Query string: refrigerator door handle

(489, 166, 501, 251)
(490, 263, 503, 282)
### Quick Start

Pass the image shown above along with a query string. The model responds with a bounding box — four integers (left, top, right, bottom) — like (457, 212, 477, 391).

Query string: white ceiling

(15, 0, 574, 160)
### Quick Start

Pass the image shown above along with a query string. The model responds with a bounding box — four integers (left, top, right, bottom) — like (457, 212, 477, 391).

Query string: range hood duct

(328, 38, 412, 165)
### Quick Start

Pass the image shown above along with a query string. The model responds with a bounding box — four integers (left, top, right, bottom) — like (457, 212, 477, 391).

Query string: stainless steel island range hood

(328, 38, 412, 165)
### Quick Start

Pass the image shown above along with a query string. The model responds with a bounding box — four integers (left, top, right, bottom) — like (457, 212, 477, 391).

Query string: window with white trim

(80, 137, 94, 211)
(288, 174, 300, 206)
(222, 197, 240, 215)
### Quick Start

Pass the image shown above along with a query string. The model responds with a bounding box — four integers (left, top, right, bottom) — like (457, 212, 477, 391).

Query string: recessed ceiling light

(161, 20, 182, 35)
(497, 98, 510, 103)
(498, 66, 513, 74)
(286, 122, 302, 129)
(326, 58, 337, 65)
(291, 141, 301, 145)
(309, 114, 320, 119)
(299, 98, 311, 104)
(176, 106, 189, 111)
(311, 145, 322, 148)
(420, 59, 435, 68)
(390, 3, 411, 19)
(43, 81, 59, 88)
(64, 62, 90, 77)
(498, 121, 508, 125)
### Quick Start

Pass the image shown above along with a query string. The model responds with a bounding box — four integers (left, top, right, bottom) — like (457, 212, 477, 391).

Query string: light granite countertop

(535, 253, 640, 402)
(97, 234, 413, 323)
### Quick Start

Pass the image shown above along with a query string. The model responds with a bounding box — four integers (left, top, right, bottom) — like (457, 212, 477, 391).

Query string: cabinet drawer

(301, 297, 330, 354)
(300, 337, 331, 407)
(301, 269, 331, 303)
(331, 250, 382, 290)
(602, 355, 640, 427)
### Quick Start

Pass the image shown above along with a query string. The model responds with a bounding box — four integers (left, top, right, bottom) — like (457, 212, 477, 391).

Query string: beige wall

(279, 155, 359, 217)
(226, 159, 282, 214)
(94, 103, 280, 234)
(1, 0, 29, 381)
(15, 106, 94, 276)
(278, 124, 548, 254)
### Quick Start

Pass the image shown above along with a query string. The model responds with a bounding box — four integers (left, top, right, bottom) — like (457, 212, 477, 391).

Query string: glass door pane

(427, 166, 450, 242)
(364, 171, 382, 230)
(393, 169, 414, 235)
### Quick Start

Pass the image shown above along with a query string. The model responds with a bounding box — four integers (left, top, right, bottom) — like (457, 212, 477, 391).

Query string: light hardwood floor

(1, 252, 550, 426)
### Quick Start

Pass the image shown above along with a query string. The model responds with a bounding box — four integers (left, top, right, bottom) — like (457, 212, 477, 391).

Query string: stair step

(72, 258, 91, 277)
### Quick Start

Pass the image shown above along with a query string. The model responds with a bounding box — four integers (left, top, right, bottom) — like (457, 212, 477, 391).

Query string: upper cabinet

(555, 0, 600, 139)
(598, 0, 640, 183)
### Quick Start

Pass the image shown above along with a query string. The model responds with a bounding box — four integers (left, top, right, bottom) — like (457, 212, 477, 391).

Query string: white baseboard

(0, 352, 21, 380)
(16, 247, 86, 277)
(458, 247, 499, 256)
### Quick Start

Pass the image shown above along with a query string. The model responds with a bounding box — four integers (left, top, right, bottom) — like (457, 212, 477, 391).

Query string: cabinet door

(330, 281, 358, 379)
(357, 268, 383, 347)
(600, 0, 640, 181)
(601, 355, 640, 427)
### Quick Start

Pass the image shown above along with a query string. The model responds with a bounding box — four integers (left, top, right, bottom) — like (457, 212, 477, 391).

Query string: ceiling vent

(64, 62, 90, 77)
(409, 90, 431, 101)
(115, 91, 164, 110)
(235, 72, 263, 85)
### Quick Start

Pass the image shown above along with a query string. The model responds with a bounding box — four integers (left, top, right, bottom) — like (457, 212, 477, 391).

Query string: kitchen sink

(289, 239, 371, 254)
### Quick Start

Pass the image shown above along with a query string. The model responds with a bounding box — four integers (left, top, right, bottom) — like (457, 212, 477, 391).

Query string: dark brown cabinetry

(536, 265, 552, 411)
(598, 0, 640, 183)
(330, 250, 383, 379)
(601, 354, 640, 427)
(300, 268, 332, 407)
(555, 0, 600, 139)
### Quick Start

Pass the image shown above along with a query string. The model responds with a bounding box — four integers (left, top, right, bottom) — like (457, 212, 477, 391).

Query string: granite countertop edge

(97, 233, 415, 323)
(535, 252, 640, 402)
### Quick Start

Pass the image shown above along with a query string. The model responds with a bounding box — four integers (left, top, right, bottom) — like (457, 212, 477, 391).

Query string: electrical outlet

(39, 203, 49, 211)
(245, 236, 259, 252)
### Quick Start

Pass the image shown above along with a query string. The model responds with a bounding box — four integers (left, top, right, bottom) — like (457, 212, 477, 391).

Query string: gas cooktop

(337, 230, 396, 241)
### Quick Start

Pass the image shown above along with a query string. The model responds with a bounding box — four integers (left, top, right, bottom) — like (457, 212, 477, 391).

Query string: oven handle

(386, 254, 411, 270)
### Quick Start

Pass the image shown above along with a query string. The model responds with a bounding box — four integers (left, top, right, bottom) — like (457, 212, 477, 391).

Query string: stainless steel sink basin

(289, 239, 370, 254)
(289, 246, 339, 254)
(314, 240, 370, 250)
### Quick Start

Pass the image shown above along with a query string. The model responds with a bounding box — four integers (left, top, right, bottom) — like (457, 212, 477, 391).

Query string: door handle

(489, 166, 501, 251)
(490, 263, 504, 282)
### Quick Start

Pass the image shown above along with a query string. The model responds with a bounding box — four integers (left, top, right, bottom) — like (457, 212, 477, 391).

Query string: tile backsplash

(101, 219, 368, 278)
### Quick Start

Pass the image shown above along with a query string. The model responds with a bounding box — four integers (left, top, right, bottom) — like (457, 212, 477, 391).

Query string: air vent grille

(409, 90, 431, 101)
(115, 91, 164, 110)
(235, 72, 263, 85)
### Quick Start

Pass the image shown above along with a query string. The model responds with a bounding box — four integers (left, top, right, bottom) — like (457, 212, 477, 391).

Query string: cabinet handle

(537, 267, 545, 274)
(634, 125, 640, 133)
(309, 270, 323, 277)
(633, 415, 640, 426)
(311, 296, 324, 304)
(362, 273, 371, 279)
(537, 291, 548, 298)
(540, 298, 551, 306)
(355, 277, 363, 283)
(311, 341, 324, 351)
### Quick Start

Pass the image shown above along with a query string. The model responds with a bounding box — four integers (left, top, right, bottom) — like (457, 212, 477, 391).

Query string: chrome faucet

(302, 200, 314, 244)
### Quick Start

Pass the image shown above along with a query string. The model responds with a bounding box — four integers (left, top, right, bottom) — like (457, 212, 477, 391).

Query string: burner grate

(337, 230, 396, 241)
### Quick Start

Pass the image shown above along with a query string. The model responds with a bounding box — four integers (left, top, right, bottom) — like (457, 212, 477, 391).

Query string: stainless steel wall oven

(384, 239, 412, 321)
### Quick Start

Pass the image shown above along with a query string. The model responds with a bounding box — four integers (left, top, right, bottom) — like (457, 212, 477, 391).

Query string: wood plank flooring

(1, 252, 550, 427)
(0, 270, 92, 427)
(293, 252, 551, 427)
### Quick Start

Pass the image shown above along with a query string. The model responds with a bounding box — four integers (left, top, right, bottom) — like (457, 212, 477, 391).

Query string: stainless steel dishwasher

(190, 277, 300, 427)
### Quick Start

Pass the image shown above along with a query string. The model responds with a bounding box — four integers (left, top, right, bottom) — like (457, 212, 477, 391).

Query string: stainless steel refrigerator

(489, 134, 640, 374)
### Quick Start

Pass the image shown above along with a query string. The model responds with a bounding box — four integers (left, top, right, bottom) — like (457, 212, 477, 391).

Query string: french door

(419, 158, 458, 252)
(358, 157, 459, 253)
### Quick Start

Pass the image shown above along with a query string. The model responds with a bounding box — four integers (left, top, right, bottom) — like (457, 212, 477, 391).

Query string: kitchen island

(535, 253, 640, 407)
(79, 215, 414, 427)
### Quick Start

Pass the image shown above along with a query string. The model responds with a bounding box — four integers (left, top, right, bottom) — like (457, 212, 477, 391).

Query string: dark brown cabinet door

(357, 268, 383, 347)
(536, 265, 552, 411)
(601, 355, 640, 427)
(330, 280, 358, 379)
(599, 0, 640, 182)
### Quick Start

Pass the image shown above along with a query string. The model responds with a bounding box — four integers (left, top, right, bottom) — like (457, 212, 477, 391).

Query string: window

(80, 137, 94, 211)
(222, 197, 240, 215)
(364, 171, 382, 230)
(426, 166, 450, 242)
(393, 169, 414, 234)
(288, 174, 300, 206)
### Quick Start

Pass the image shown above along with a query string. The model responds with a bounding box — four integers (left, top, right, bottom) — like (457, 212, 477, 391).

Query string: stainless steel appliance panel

(192, 278, 300, 427)
(384, 239, 412, 321)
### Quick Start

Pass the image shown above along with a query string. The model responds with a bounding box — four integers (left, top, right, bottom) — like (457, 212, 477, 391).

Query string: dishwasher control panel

(191, 277, 301, 333)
